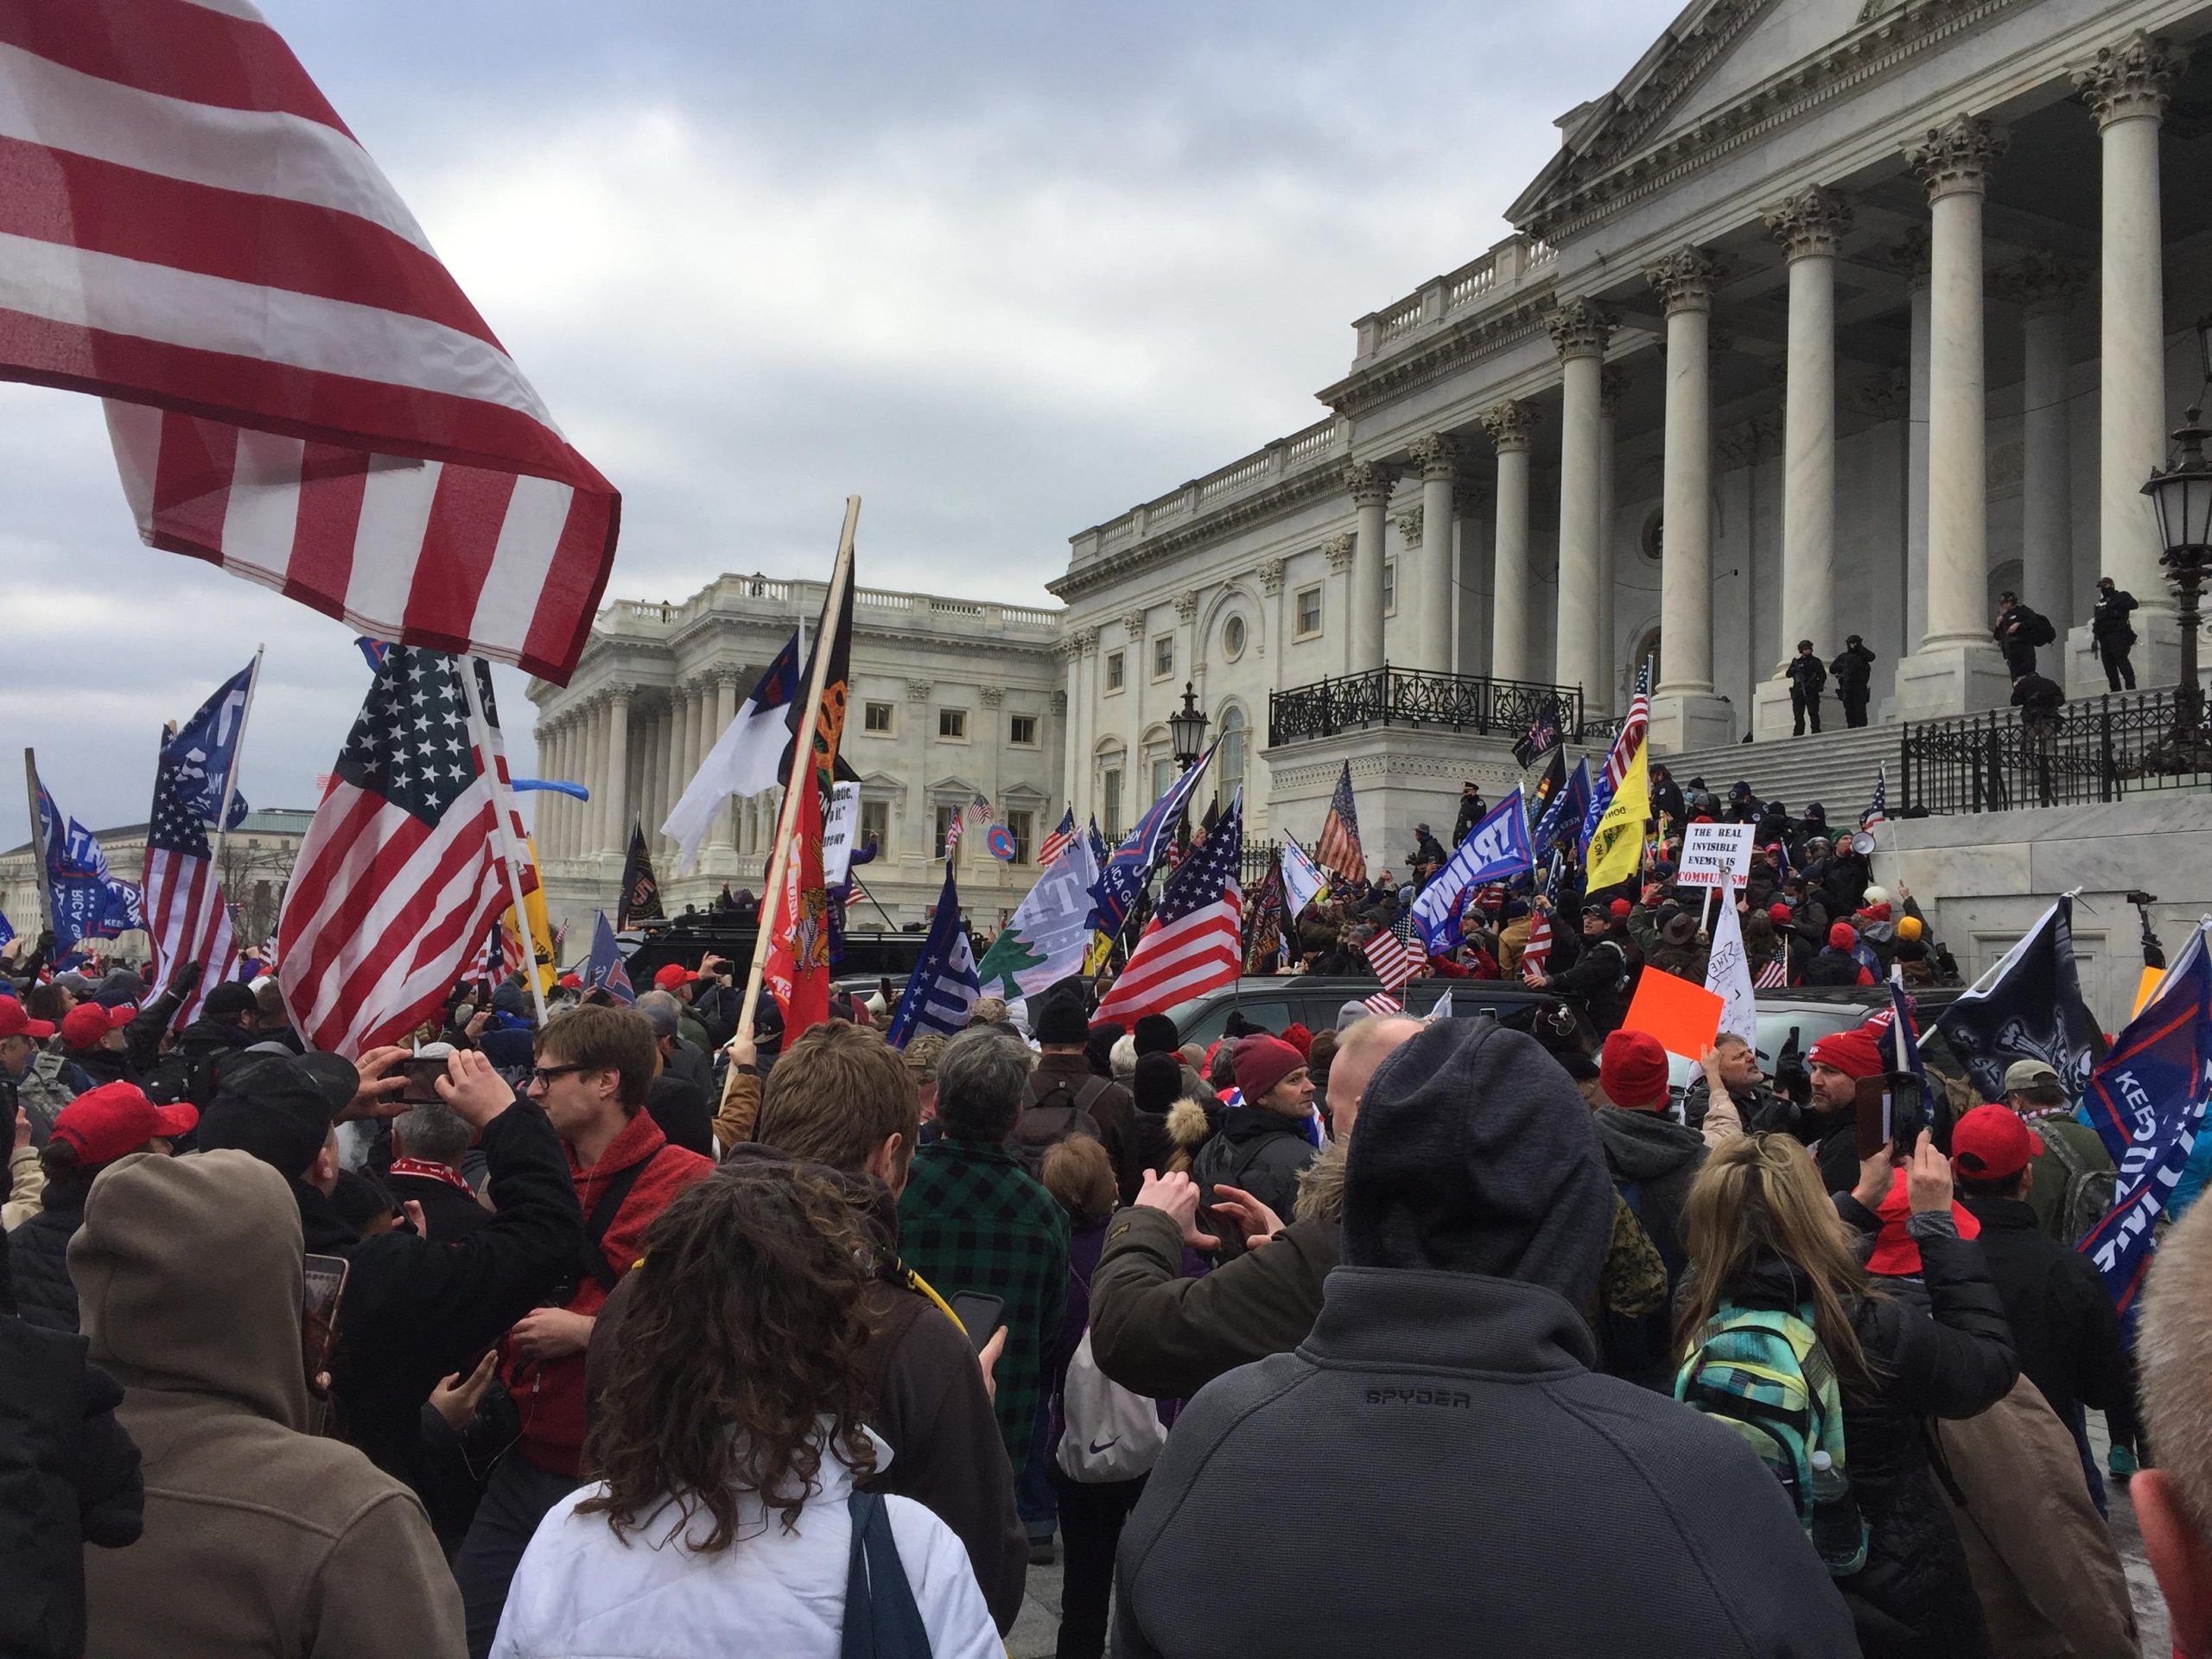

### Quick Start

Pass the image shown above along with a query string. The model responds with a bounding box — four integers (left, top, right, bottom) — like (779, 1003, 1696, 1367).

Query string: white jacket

(488, 1427, 1000, 1659)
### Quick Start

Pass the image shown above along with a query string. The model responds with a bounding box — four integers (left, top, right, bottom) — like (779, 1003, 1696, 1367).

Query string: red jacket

(506, 1109, 713, 1476)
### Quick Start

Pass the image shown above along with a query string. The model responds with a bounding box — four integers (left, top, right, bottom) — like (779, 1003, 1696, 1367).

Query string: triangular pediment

(1508, 0, 1868, 230)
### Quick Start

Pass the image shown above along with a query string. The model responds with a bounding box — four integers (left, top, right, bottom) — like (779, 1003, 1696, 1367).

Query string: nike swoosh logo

(1088, 1438, 1119, 1455)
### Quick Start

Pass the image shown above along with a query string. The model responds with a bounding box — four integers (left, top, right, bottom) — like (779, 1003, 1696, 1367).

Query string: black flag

(618, 822, 663, 929)
(1933, 898, 2107, 1104)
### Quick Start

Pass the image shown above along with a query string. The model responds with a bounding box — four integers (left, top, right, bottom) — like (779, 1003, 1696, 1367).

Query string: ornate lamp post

(1167, 681, 1211, 854)
(2143, 402, 2212, 773)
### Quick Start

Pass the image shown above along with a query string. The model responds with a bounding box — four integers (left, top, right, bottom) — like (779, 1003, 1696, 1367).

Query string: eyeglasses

(528, 1063, 589, 1089)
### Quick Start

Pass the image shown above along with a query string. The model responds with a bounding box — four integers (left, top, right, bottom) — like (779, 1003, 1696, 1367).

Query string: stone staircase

(1655, 722, 1901, 817)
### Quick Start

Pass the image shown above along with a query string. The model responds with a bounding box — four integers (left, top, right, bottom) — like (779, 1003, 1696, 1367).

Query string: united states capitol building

(533, 0, 2212, 1022)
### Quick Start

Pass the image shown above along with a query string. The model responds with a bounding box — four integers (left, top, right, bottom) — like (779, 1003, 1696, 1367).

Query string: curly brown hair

(579, 1160, 881, 1550)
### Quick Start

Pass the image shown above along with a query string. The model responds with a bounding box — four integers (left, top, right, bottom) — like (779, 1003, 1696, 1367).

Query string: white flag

(1281, 839, 1329, 920)
(821, 782, 864, 887)
(1424, 988, 1453, 1026)
(974, 829, 1105, 1027)
(1704, 896, 1758, 1047)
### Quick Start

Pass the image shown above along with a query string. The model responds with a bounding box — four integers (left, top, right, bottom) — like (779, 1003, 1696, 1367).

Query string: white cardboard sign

(1676, 822, 1755, 889)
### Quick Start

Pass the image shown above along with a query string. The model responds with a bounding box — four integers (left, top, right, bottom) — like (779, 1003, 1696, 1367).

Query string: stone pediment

(1507, 0, 1946, 238)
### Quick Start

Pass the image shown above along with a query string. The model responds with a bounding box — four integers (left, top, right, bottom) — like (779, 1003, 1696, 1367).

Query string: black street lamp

(2143, 402, 2212, 773)
(1167, 681, 1211, 855)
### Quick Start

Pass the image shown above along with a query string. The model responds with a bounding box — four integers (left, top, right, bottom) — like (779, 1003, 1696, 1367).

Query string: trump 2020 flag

(163, 661, 257, 830)
(1411, 788, 1533, 954)
(1934, 898, 2107, 1105)
(664, 632, 801, 873)
(2081, 1084, 2209, 1339)
(586, 912, 634, 1005)
(2084, 922, 2212, 1164)
(887, 861, 981, 1048)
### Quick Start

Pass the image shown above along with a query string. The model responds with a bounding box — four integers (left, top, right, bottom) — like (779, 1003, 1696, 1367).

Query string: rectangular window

(860, 798, 890, 855)
(1009, 714, 1039, 747)
(1152, 634, 1174, 679)
(938, 707, 968, 740)
(863, 701, 893, 734)
(1382, 557, 1397, 616)
(1105, 651, 1126, 692)
(1295, 584, 1322, 639)
(1102, 769, 1124, 839)
(1005, 809, 1034, 864)
(933, 804, 962, 861)
(1152, 755, 1175, 798)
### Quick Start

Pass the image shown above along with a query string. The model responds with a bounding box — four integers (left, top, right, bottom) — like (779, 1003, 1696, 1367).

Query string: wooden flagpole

(461, 657, 551, 1028)
(725, 497, 861, 1093)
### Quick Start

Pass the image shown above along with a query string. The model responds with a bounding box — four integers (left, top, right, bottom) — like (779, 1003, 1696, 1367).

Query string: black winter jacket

(1956, 1195, 2130, 1438)
(1786, 653, 1828, 694)
(1831, 644, 1877, 696)
(1116, 1268, 1859, 1658)
(1188, 1107, 1316, 1260)
(10, 1183, 89, 1332)
(0, 1314, 143, 1659)
(1721, 1216, 2018, 1657)
(1591, 1107, 1705, 1281)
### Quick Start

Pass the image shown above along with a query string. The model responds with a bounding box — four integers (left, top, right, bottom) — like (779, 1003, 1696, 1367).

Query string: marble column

(1409, 435, 1459, 674)
(542, 721, 563, 861)
(714, 671, 741, 856)
(603, 686, 632, 859)
(1898, 230, 1934, 657)
(1642, 248, 1733, 748)
(2076, 31, 2188, 682)
(1481, 400, 1536, 683)
(585, 696, 610, 856)
(1894, 115, 2012, 718)
(560, 719, 580, 860)
(1549, 298, 1612, 708)
(645, 704, 668, 856)
(1060, 639, 1083, 811)
(1996, 257, 2088, 658)
(1346, 462, 1393, 674)
(1768, 187, 1852, 673)
(1323, 533, 1357, 676)
(1595, 367, 1625, 716)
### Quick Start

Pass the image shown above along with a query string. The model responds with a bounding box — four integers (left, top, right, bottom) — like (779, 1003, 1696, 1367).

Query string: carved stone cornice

(1408, 433, 1459, 482)
(1480, 398, 1538, 454)
(1050, 690, 1067, 715)
(1122, 610, 1148, 640)
(1764, 186, 1853, 261)
(1905, 114, 2007, 202)
(1547, 296, 1615, 361)
(1322, 532, 1356, 573)
(1395, 506, 1425, 549)
(1317, 292, 1558, 421)
(1643, 245, 1724, 315)
(1993, 253, 2091, 318)
(1174, 591, 1199, 624)
(1258, 557, 1286, 596)
(1599, 364, 1632, 419)
(1344, 461, 1395, 508)
(906, 679, 932, 702)
(2074, 30, 2188, 129)
(979, 685, 1005, 707)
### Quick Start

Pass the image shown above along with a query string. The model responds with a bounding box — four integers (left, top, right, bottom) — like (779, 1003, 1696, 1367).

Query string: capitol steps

(1654, 723, 1900, 819)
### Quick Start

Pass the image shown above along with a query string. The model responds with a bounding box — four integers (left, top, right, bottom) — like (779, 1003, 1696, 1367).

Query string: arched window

(1216, 705, 1248, 810)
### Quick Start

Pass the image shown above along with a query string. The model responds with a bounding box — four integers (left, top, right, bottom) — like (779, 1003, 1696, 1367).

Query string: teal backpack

(1675, 1302, 1867, 1577)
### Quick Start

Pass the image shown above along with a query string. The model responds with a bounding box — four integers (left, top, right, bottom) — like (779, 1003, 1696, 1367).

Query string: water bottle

(1808, 1451, 1865, 1573)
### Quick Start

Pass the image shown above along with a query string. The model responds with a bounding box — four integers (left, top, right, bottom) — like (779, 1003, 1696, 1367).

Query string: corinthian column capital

(2074, 30, 2189, 129)
(1546, 296, 1615, 361)
(1642, 246, 1724, 315)
(1764, 186, 1853, 262)
(1480, 398, 1537, 454)
(1344, 461, 1395, 508)
(1322, 532, 1356, 572)
(1408, 433, 1459, 482)
(1905, 115, 2008, 202)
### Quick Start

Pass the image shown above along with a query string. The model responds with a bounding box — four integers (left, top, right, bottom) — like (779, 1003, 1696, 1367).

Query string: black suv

(1162, 975, 1573, 1045)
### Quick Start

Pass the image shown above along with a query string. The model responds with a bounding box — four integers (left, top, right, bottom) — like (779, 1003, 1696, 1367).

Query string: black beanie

(1084, 1021, 1126, 1079)
(1033, 990, 1090, 1046)
(1133, 1014, 1180, 1057)
(196, 1054, 339, 1180)
(1132, 1052, 1182, 1117)
(1342, 1018, 1613, 1307)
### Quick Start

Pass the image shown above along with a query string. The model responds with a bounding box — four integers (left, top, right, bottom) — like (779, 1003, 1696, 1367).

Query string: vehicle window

(1173, 997, 1293, 1046)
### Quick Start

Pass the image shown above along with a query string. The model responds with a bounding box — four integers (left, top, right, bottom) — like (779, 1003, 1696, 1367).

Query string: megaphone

(1849, 830, 1877, 855)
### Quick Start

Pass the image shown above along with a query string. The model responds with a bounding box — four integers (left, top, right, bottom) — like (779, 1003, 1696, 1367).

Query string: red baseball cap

(50, 1082, 200, 1166)
(1608, 899, 1632, 920)
(1767, 902, 1792, 925)
(59, 1001, 135, 1052)
(651, 963, 699, 993)
(1951, 1104, 2044, 1183)
(1600, 1029, 1672, 1111)
(556, 973, 582, 990)
(1866, 1176, 1983, 1276)
(0, 999, 55, 1041)
(1827, 921, 1858, 951)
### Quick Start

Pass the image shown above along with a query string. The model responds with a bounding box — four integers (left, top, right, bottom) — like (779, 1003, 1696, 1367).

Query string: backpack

(1675, 1302, 1866, 1577)
(1009, 1074, 1107, 1178)
(1054, 1328, 1167, 1484)
(2037, 1122, 2119, 1246)
(2019, 608, 2057, 647)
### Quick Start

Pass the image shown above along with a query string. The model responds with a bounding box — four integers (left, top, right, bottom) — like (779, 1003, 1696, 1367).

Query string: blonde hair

(1040, 1135, 1116, 1223)
(2139, 1198, 2212, 1535)
(1674, 1134, 1881, 1395)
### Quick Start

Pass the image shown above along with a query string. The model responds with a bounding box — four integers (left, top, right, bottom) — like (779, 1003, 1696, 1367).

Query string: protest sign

(1676, 822, 1755, 889)
(1622, 968, 1726, 1060)
(821, 782, 864, 887)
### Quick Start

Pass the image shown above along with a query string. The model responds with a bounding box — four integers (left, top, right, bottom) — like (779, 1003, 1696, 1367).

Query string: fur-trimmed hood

(1294, 1140, 1346, 1225)
(1166, 1096, 1214, 1152)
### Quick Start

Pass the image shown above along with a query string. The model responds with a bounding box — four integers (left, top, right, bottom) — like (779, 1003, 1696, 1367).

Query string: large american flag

(1096, 792, 1244, 1023)
(277, 646, 516, 1054)
(0, 3, 618, 680)
(143, 741, 240, 1027)
(1521, 911, 1554, 984)
(1580, 662, 1652, 851)
(1317, 761, 1366, 885)
(1363, 920, 1421, 995)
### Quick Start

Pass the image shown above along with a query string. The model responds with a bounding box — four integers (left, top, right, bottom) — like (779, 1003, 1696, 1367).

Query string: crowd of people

(3, 893, 2206, 1659)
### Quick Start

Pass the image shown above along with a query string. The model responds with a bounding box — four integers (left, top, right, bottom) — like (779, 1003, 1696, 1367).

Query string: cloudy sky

(4, 0, 1663, 851)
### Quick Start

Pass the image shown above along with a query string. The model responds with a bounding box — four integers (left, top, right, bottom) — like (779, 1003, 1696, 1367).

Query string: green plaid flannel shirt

(897, 1138, 1071, 1472)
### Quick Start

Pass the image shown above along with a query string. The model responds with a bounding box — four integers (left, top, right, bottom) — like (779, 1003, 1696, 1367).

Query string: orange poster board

(1620, 968, 1726, 1061)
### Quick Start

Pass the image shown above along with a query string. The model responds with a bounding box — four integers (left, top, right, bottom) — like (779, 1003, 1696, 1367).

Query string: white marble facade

(527, 577, 1065, 938)
(1053, 0, 2212, 849)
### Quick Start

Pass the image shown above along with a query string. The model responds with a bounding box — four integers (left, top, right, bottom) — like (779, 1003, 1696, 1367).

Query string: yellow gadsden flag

(1584, 739, 1649, 893)
(499, 835, 558, 995)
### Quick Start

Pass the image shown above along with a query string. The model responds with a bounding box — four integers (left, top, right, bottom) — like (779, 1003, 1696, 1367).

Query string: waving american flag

(1096, 792, 1244, 1023)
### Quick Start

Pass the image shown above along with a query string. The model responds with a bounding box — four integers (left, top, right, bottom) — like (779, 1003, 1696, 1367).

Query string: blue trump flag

(1531, 757, 1591, 855)
(1411, 787, 1533, 953)
(2080, 1083, 2209, 1340)
(35, 773, 124, 957)
(887, 860, 981, 1048)
(586, 912, 634, 1004)
(162, 660, 256, 829)
(1090, 744, 1217, 938)
(0, 910, 12, 950)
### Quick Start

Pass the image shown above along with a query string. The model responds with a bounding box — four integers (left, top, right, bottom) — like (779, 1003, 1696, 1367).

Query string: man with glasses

(452, 1005, 715, 1657)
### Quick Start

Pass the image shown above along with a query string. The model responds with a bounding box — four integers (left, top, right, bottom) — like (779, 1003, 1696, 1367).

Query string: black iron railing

(1268, 665, 1585, 747)
(1898, 686, 2212, 814)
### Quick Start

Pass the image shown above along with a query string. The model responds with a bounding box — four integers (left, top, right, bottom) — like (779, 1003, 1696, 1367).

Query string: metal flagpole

(461, 657, 550, 1027)
(730, 497, 861, 1075)
(22, 749, 52, 938)
(207, 645, 264, 912)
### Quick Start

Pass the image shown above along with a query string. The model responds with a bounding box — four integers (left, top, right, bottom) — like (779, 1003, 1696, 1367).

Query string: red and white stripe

(143, 845, 238, 1026)
(1604, 680, 1652, 796)
(0, 1, 618, 680)
(1363, 927, 1421, 995)
(1095, 885, 1243, 1023)
(1521, 912, 1554, 984)
(1755, 950, 1790, 989)
(1038, 822, 1075, 869)
(1361, 990, 1402, 1015)
(276, 775, 508, 1056)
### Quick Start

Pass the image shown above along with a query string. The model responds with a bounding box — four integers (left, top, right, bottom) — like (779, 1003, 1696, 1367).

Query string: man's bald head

(2134, 1198, 2212, 1654)
(1326, 1015, 1422, 1144)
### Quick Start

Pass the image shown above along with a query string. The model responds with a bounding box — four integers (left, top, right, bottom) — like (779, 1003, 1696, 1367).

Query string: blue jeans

(1017, 1402, 1058, 1538)
(2069, 1401, 2109, 1519)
